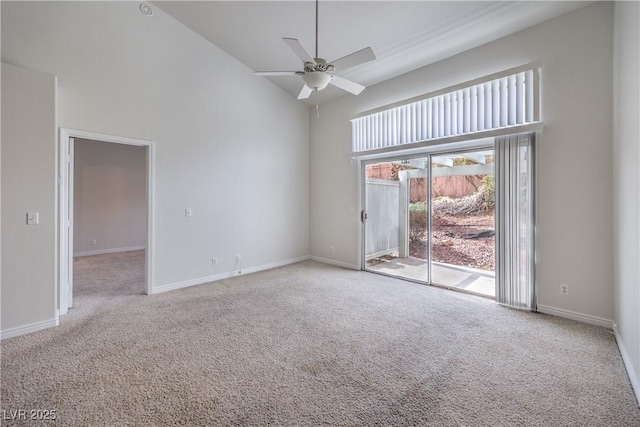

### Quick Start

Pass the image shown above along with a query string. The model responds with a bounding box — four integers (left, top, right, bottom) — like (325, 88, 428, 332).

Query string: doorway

(363, 148, 495, 298)
(58, 129, 155, 315)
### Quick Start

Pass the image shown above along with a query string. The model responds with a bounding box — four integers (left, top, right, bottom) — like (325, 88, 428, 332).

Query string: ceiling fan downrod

(315, 0, 319, 59)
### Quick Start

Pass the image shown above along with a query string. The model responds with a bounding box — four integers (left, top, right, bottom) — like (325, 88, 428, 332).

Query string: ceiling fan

(255, 0, 376, 100)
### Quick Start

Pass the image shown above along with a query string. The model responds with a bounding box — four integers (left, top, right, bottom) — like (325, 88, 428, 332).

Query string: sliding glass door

(429, 150, 496, 297)
(364, 160, 430, 284)
(363, 148, 497, 298)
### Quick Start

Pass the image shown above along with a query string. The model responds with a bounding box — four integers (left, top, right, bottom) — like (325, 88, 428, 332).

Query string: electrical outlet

(185, 208, 193, 217)
(330, 246, 335, 253)
(560, 284, 569, 295)
(235, 255, 242, 274)
(91, 239, 97, 246)
(212, 258, 217, 266)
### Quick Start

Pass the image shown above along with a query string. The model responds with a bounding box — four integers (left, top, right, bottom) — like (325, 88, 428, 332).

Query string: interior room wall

(309, 2, 615, 324)
(73, 139, 146, 256)
(1, 63, 57, 337)
(1, 1, 309, 335)
(613, 0, 640, 402)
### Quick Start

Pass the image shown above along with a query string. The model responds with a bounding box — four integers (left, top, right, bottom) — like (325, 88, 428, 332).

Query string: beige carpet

(1, 251, 639, 426)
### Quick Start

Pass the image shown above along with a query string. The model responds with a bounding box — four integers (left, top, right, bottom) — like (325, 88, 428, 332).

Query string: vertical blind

(495, 133, 535, 310)
(352, 67, 539, 153)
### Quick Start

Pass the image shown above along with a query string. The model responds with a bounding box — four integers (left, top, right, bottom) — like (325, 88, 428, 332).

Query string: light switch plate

(27, 212, 39, 225)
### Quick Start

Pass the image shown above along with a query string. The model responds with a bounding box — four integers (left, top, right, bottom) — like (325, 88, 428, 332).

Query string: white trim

(614, 324, 640, 405)
(61, 128, 153, 147)
(352, 123, 544, 158)
(58, 128, 155, 313)
(151, 256, 310, 295)
(356, 137, 495, 163)
(68, 138, 75, 309)
(356, 159, 364, 270)
(310, 256, 359, 271)
(146, 136, 156, 297)
(1, 317, 59, 340)
(537, 304, 614, 329)
(74, 246, 146, 257)
(152, 272, 236, 295)
(235, 256, 310, 276)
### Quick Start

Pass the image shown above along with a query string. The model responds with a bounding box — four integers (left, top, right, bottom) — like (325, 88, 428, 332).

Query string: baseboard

(151, 255, 311, 295)
(151, 271, 235, 294)
(613, 324, 640, 406)
(74, 245, 146, 257)
(310, 256, 360, 270)
(237, 255, 310, 275)
(537, 304, 614, 329)
(1, 317, 59, 340)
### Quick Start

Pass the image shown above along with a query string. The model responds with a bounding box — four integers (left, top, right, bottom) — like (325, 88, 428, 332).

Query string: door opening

(58, 129, 154, 315)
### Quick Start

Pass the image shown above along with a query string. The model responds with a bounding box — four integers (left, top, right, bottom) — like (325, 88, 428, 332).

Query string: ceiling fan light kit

(254, 0, 376, 102)
(301, 71, 332, 91)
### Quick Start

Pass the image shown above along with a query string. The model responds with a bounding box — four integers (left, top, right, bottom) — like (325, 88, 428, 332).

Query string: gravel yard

(410, 211, 495, 271)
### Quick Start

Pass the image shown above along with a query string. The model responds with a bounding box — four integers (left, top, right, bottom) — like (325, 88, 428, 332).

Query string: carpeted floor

(1, 251, 639, 426)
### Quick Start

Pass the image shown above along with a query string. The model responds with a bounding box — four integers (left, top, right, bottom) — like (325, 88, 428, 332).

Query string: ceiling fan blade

(330, 47, 376, 71)
(298, 85, 313, 100)
(283, 38, 316, 64)
(255, 71, 300, 76)
(330, 75, 365, 95)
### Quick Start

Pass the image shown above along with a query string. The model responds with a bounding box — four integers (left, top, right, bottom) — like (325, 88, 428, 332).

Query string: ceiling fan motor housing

(304, 58, 335, 73)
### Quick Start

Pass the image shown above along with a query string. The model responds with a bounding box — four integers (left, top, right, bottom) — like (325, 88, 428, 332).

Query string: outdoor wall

(310, 2, 615, 323)
(1, 63, 58, 337)
(366, 163, 483, 200)
(1, 1, 309, 335)
(613, 0, 640, 402)
(73, 139, 146, 256)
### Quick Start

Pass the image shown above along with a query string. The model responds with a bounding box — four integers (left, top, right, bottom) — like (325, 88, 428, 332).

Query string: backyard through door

(364, 149, 496, 297)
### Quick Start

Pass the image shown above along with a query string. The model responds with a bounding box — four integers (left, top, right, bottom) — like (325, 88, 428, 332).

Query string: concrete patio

(366, 256, 495, 298)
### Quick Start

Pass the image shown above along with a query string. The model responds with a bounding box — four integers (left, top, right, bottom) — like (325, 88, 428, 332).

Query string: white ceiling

(154, 1, 591, 105)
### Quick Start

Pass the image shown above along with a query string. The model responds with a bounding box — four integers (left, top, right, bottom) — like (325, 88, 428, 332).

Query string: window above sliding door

(351, 65, 541, 155)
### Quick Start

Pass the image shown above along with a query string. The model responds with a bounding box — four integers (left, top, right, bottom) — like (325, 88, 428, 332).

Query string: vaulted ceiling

(154, 1, 592, 105)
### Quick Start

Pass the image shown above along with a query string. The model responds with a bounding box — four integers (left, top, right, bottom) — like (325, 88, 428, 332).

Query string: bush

(479, 174, 495, 210)
(409, 203, 427, 242)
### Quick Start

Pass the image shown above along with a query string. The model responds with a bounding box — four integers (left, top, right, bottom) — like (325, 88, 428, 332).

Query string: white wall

(310, 2, 615, 323)
(73, 139, 146, 255)
(1, 1, 309, 334)
(1, 63, 58, 337)
(613, 0, 640, 402)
